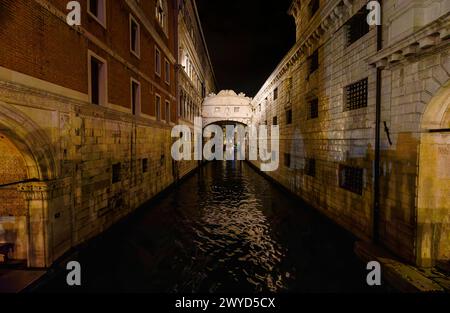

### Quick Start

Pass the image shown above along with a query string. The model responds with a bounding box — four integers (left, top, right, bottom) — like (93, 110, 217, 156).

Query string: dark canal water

(38, 161, 379, 293)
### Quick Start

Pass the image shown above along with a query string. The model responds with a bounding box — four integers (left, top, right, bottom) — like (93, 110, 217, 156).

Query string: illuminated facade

(251, 0, 450, 268)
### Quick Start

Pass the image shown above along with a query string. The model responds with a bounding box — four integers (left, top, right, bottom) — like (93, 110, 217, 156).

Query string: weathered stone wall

(252, 0, 378, 241)
(253, 0, 450, 267)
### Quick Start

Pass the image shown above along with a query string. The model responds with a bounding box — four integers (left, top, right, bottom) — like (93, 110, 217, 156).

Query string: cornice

(368, 13, 450, 69)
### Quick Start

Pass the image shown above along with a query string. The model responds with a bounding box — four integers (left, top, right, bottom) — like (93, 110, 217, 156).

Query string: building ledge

(355, 241, 450, 293)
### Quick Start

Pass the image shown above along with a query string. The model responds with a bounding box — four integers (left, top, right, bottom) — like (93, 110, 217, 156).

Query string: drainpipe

(373, 0, 383, 243)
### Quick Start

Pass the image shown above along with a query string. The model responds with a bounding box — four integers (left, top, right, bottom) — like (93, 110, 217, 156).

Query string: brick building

(250, 0, 450, 268)
(0, 0, 213, 268)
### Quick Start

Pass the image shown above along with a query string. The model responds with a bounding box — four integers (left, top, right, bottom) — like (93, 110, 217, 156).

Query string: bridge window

(344, 78, 368, 111)
(346, 6, 370, 46)
(339, 165, 364, 195)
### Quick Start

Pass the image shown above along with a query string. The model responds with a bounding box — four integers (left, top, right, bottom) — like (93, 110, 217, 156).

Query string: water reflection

(38, 161, 375, 293)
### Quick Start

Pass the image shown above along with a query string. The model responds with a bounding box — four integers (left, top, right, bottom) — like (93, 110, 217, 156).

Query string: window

(112, 163, 121, 184)
(305, 158, 316, 177)
(234, 107, 240, 113)
(130, 15, 140, 57)
(155, 47, 161, 76)
(156, 0, 167, 33)
(155, 95, 161, 120)
(347, 6, 370, 46)
(142, 158, 148, 173)
(164, 59, 170, 84)
(273, 116, 278, 126)
(309, 49, 319, 75)
(284, 153, 291, 168)
(308, 97, 319, 119)
(274, 88, 279, 101)
(258, 104, 262, 112)
(345, 78, 368, 111)
(309, 0, 320, 18)
(131, 79, 140, 115)
(165, 101, 171, 123)
(201, 83, 206, 98)
(340, 165, 364, 195)
(88, 0, 106, 26)
(286, 109, 293, 124)
(89, 52, 107, 106)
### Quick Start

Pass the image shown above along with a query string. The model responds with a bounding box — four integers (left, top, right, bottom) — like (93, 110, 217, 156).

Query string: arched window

(156, 0, 168, 34)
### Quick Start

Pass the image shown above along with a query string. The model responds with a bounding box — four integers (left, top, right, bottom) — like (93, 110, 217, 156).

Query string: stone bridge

(202, 90, 253, 128)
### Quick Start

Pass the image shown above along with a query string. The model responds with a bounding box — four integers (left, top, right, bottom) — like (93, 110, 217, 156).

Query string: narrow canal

(38, 161, 379, 293)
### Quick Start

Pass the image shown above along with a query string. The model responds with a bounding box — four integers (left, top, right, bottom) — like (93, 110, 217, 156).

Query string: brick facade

(0, 0, 213, 268)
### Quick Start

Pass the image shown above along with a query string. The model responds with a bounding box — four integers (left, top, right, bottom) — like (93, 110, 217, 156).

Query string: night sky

(196, 0, 296, 97)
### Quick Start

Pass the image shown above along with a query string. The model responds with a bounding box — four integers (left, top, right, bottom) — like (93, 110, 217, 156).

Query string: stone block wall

(254, 0, 450, 266)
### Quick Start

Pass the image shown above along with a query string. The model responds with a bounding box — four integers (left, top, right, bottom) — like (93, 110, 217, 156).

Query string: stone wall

(253, 0, 450, 267)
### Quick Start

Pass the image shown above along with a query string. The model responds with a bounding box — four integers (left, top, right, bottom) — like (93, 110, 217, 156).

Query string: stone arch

(417, 80, 450, 267)
(0, 101, 57, 181)
(0, 101, 57, 267)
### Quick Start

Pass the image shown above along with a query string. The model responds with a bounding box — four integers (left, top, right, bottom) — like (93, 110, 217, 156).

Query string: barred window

(305, 158, 316, 177)
(340, 165, 364, 195)
(112, 163, 121, 184)
(347, 7, 370, 46)
(345, 78, 368, 111)
(308, 97, 319, 119)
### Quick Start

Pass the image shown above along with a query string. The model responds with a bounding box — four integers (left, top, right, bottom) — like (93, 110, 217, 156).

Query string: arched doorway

(0, 101, 57, 268)
(0, 134, 29, 264)
(417, 81, 450, 267)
